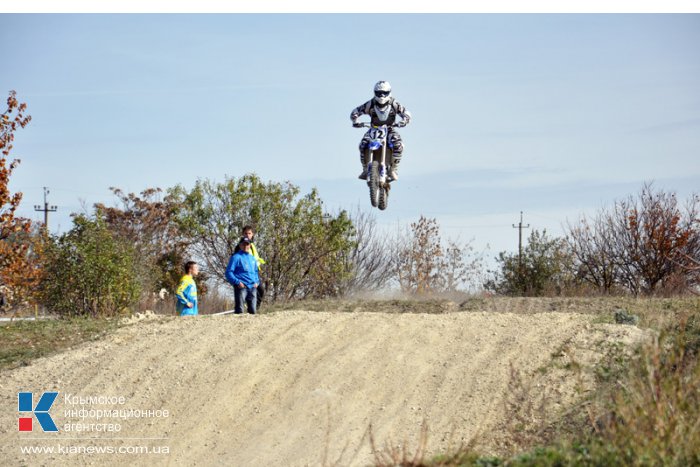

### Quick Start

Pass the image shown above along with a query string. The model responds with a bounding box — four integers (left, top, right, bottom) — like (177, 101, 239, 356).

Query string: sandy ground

(0, 304, 649, 466)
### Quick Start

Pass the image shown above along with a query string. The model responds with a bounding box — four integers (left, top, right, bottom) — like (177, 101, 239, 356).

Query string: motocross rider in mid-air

(351, 81, 411, 181)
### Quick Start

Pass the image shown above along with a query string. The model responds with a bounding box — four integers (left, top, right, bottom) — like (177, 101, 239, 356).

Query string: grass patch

(0, 318, 120, 371)
(583, 311, 700, 465)
(504, 300, 700, 466)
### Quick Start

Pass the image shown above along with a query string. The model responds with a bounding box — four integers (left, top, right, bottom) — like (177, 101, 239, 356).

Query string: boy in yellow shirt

(175, 261, 199, 316)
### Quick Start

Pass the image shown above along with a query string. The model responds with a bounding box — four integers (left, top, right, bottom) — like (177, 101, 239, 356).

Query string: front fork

(367, 143, 389, 187)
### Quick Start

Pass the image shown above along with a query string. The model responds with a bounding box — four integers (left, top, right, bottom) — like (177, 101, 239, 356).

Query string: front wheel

(368, 162, 379, 207)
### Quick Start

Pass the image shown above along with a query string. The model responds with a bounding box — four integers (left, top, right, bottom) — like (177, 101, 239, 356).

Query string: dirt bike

(358, 123, 394, 210)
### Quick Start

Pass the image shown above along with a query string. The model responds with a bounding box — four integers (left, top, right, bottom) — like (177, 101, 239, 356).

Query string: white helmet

(373, 81, 392, 106)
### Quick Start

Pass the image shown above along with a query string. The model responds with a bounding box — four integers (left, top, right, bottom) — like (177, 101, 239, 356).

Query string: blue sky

(2, 13, 699, 261)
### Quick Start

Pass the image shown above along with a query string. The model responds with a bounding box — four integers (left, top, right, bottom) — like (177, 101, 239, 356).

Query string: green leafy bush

(40, 215, 141, 317)
(485, 229, 577, 296)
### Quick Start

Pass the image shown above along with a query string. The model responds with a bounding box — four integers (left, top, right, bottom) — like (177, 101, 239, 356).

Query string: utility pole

(34, 187, 57, 230)
(512, 211, 530, 271)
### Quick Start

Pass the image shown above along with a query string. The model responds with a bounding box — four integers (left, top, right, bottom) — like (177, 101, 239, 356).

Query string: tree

(394, 216, 442, 294)
(94, 187, 193, 296)
(0, 227, 46, 313)
(0, 90, 37, 312)
(171, 173, 356, 301)
(618, 185, 699, 294)
(566, 183, 700, 295)
(393, 216, 482, 295)
(339, 207, 394, 295)
(486, 229, 576, 296)
(41, 215, 141, 317)
(674, 253, 700, 295)
(566, 212, 618, 293)
(439, 238, 482, 293)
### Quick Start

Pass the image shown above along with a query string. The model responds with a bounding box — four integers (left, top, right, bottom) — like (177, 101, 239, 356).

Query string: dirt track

(1, 304, 649, 466)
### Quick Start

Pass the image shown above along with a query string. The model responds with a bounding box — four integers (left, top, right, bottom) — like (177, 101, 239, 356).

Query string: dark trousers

(256, 283, 265, 308)
(234, 286, 257, 314)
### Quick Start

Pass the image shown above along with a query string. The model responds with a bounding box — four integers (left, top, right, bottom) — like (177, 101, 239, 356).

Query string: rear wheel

(378, 183, 389, 210)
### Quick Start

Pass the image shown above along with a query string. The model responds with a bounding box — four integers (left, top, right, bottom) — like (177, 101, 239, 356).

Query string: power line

(34, 187, 58, 230)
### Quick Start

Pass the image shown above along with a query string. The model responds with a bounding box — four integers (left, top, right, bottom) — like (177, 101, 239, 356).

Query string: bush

(485, 229, 576, 296)
(40, 215, 141, 317)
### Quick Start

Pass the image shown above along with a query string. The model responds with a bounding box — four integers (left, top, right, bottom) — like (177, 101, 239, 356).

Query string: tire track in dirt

(1, 309, 648, 466)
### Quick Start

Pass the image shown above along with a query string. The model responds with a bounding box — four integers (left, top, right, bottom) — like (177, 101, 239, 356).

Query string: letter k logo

(18, 392, 59, 432)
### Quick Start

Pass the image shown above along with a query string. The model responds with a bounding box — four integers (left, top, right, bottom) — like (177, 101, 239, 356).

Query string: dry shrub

(369, 421, 485, 467)
(589, 313, 700, 465)
(370, 421, 430, 467)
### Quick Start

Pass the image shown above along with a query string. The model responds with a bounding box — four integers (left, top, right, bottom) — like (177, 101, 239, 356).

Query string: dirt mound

(1, 303, 649, 466)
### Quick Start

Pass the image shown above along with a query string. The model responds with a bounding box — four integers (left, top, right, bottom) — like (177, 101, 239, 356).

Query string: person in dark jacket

(225, 237, 260, 314)
(233, 225, 266, 307)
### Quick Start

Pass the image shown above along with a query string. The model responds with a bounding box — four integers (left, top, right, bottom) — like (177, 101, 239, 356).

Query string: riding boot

(358, 153, 368, 180)
(388, 153, 402, 181)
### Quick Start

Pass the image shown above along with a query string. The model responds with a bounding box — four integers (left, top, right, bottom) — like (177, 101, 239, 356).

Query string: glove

(352, 122, 364, 128)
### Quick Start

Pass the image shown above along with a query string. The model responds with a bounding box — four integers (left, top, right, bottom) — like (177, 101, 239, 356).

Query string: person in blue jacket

(175, 261, 199, 316)
(225, 237, 260, 314)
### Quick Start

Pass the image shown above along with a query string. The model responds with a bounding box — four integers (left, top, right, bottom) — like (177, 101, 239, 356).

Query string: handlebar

(354, 122, 401, 129)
